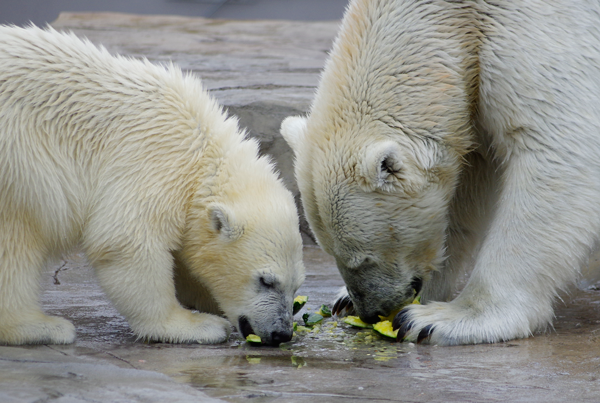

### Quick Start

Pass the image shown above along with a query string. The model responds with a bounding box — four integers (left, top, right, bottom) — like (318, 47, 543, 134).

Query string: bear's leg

(423, 151, 499, 302)
(173, 252, 222, 315)
(91, 245, 231, 344)
(0, 220, 75, 345)
(394, 147, 600, 345)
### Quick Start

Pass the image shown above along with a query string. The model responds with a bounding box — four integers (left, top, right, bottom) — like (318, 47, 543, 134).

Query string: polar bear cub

(281, 0, 600, 345)
(0, 26, 304, 346)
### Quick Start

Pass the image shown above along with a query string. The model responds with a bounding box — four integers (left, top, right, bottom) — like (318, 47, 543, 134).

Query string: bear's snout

(269, 330, 292, 346)
(359, 312, 385, 325)
(238, 315, 293, 345)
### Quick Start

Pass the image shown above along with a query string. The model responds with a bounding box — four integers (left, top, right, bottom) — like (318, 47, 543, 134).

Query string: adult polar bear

(0, 26, 305, 346)
(281, 0, 600, 345)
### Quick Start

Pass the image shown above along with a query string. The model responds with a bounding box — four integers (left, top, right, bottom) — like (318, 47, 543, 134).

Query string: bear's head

(281, 115, 464, 323)
(180, 137, 305, 345)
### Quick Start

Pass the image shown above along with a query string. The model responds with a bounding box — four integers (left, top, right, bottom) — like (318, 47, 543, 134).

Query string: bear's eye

(259, 276, 275, 289)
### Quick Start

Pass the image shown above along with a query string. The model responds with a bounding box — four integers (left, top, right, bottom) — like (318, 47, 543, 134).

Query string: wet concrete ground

(3, 246, 600, 402)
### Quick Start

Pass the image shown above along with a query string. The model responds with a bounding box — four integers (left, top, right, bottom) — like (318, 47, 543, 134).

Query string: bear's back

(0, 26, 202, 155)
(0, 26, 221, 247)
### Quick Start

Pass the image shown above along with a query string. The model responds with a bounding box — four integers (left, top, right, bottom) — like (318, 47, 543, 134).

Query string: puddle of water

(156, 315, 422, 397)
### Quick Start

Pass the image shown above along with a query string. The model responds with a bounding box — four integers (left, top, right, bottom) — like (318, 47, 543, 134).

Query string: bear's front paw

(392, 301, 533, 345)
(189, 313, 232, 344)
(134, 310, 232, 344)
(0, 314, 76, 345)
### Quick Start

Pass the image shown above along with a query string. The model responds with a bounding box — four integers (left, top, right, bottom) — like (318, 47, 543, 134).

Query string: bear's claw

(393, 308, 414, 341)
(416, 324, 435, 344)
(394, 308, 435, 344)
(332, 295, 354, 316)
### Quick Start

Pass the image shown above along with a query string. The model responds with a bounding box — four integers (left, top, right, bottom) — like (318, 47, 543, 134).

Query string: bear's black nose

(270, 330, 292, 345)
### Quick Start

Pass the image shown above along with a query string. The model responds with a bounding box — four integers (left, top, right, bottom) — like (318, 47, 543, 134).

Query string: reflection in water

(162, 318, 421, 395)
(246, 356, 261, 365)
(291, 356, 306, 368)
(172, 355, 275, 388)
(373, 347, 398, 362)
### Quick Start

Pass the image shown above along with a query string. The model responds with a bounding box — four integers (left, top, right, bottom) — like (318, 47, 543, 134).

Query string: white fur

(281, 0, 600, 344)
(0, 26, 305, 345)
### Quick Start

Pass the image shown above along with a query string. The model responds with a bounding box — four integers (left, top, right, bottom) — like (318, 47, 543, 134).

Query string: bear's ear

(208, 204, 244, 241)
(280, 116, 307, 154)
(359, 141, 404, 192)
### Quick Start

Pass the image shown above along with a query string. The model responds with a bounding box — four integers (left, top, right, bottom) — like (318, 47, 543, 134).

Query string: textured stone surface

(52, 12, 341, 243)
(0, 347, 224, 403)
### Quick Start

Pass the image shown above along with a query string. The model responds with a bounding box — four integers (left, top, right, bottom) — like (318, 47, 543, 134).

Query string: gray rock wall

(51, 12, 340, 243)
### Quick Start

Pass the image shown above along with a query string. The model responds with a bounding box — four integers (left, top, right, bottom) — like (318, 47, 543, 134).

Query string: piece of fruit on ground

(246, 334, 262, 344)
(316, 304, 332, 317)
(373, 320, 398, 339)
(303, 312, 324, 326)
(343, 316, 372, 329)
(293, 296, 308, 315)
